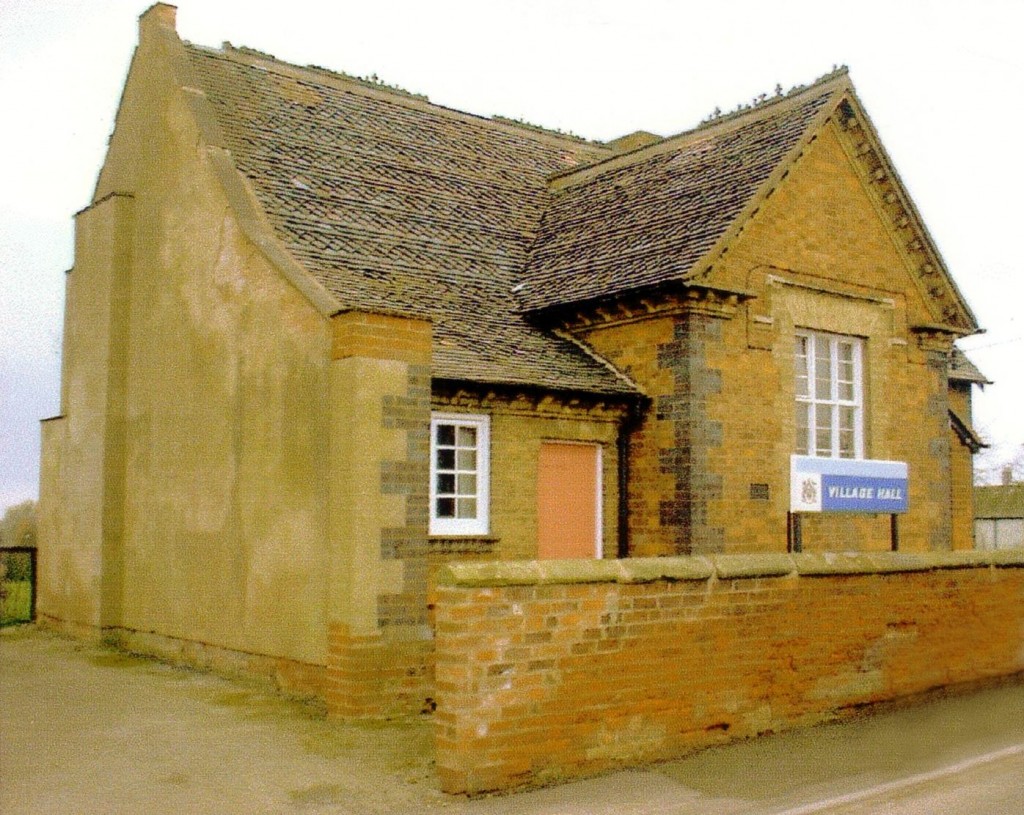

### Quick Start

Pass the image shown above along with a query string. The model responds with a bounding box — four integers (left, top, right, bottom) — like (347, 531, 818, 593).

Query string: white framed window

(795, 331, 864, 459)
(429, 413, 490, 536)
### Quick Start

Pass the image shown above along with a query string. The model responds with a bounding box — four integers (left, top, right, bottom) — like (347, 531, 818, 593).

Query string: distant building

(976, 478, 1024, 549)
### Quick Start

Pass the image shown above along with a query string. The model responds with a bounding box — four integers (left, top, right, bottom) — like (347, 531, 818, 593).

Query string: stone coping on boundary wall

(436, 549, 1024, 587)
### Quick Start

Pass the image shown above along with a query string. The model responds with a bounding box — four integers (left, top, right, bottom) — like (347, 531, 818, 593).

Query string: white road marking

(771, 743, 1024, 815)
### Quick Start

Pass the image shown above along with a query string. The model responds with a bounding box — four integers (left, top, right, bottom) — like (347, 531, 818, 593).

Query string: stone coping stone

(712, 554, 796, 578)
(435, 549, 1024, 587)
(985, 548, 1024, 567)
(435, 557, 713, 587)
(621, 557, 714, 582)
(793, 552, 923, 575)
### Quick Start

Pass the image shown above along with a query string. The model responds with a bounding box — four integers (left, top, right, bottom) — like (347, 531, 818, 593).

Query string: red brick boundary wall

(434, 551, 1024, 794)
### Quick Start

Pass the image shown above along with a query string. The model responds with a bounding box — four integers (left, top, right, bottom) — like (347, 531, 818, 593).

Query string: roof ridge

(491, 115, 591, 144)
(184, 40, 610, 152)
(690, 65, 850, 135)
(548, 66, 851, 188)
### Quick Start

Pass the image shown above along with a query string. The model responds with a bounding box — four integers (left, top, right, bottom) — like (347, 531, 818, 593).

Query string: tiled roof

(182, 43, 867, 392)
(182, 44, 642, 396)
(517, 80, 842, 313)
(949, 347, 989, 384)
(975, 484, 1024, 519)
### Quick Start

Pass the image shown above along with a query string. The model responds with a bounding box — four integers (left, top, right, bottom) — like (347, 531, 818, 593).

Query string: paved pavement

(784, 747, 1024, 815)
(2, 626, 1023, 814)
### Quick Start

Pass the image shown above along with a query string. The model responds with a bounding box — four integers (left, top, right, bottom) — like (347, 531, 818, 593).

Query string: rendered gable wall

(38, 193, 134, 635)
(38, 8, 334, 693)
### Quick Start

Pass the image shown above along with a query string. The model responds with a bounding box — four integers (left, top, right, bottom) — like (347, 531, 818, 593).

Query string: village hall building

(38, 4, 987, 715)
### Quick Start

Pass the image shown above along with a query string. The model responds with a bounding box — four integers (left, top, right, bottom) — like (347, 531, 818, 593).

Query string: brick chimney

(1002, 466, 1014, 486)
(607, 131, 662, 153)
(139, 3, 177, 37)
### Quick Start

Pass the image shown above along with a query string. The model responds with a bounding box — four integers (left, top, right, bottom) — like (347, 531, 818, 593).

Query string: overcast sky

(1, 0, 1021, 509)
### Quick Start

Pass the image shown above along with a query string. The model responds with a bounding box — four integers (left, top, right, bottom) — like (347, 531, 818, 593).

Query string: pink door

(537, 442, 601, 559)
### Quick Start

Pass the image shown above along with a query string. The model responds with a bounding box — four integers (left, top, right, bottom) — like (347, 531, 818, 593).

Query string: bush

(0, 500, 36, 548)
(2, 550, 33, 582)
(0, 580, 32, 625)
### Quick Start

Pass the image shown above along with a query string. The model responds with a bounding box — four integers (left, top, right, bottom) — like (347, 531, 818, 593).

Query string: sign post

(789, 456, 908, 551)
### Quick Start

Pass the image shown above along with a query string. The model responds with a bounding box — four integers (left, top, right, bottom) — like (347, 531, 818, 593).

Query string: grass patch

(1, 581, 32, 625)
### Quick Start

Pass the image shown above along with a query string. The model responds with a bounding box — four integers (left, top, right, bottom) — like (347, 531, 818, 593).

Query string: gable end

(831, 97, 978, 334)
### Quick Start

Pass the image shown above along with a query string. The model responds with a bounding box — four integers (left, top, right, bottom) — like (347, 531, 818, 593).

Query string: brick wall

(571, 117, 974, 557)
(578, 313, 676, 556)
(578, 297, 740, 557)
(326, 623, 434, 717)
(434, 551, 1024, 794)
(332, 310, 432, 364)
(326, 363, 630, 718)
(708, 120, 960, 553)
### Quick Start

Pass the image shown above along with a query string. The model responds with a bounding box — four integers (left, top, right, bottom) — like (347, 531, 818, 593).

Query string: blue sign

(791, 456, 908, 514)
(820, 475, 908, 513)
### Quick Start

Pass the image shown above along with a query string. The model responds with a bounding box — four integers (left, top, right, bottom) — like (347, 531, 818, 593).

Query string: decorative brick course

(434, 552, 1024, 794)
